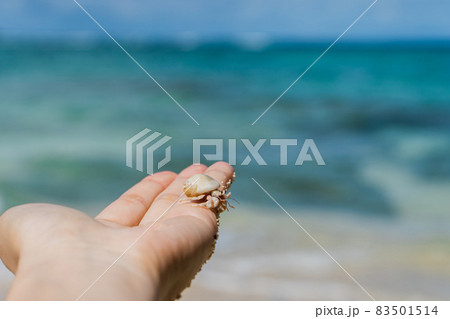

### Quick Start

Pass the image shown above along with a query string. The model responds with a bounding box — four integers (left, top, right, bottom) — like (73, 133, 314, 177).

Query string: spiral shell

(183, 174, 220, 197)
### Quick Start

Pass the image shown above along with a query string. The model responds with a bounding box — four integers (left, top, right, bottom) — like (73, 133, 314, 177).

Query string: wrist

(8, 248, 160, 300)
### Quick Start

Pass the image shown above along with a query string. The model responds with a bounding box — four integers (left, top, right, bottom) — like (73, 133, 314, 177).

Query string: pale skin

(0, 162, 234, 300)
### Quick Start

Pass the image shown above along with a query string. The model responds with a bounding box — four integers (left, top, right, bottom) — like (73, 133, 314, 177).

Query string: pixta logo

(193, 139, 325, 166)
(126, 130, 325, 174)
(126, 129, 172, 174)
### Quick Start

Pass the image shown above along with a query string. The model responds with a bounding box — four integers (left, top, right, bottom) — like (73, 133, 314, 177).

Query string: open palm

(0, 162, 234, 300)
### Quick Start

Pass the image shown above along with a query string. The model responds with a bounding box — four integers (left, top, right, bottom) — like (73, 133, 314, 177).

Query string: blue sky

(1, 0, 449, 42)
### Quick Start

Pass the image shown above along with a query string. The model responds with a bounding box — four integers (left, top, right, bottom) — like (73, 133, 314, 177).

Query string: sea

(1, 40, 450, 218)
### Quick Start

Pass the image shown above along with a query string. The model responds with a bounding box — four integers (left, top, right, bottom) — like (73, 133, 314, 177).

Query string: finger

(139, 164, 207, 225)
(202, 161, 235, 190)
(96, 171, 177, 227)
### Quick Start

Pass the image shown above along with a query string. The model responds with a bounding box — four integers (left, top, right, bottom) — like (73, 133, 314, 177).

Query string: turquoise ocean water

(1, 42, 449, 216)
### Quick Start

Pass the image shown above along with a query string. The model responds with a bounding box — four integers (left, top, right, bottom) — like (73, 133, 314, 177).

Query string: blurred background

(1, 0, 450, 300)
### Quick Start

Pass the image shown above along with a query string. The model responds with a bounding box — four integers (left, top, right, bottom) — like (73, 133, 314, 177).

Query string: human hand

(0, 162, 234, 300)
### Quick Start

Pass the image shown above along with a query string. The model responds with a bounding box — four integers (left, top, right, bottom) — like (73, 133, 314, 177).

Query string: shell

(183, 174, 220, 197)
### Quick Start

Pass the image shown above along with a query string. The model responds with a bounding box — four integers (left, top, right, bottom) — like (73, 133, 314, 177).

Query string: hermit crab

(182, 173, 235, 213)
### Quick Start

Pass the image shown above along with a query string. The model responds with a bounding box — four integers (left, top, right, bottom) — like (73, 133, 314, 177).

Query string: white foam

(0, 261, 14, 300)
